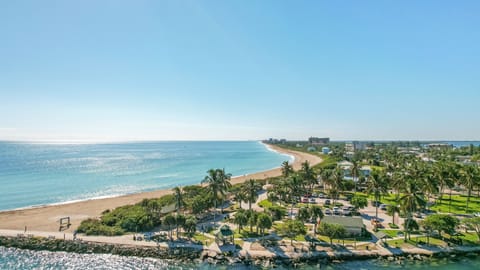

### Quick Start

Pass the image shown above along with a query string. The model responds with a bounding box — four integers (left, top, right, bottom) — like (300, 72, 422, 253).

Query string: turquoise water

(0, 141, 291, 211)
(1, 246, 479, 269)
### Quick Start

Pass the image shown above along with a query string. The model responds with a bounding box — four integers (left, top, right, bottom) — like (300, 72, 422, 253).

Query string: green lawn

(258, 199, 273, 208)
(192, 233, 214, 246)
(378, 229, 402, 238)
(431, 195, 480, 214)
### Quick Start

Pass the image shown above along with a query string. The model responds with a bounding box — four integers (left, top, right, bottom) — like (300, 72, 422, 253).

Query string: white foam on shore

(260, 141, 295, 163)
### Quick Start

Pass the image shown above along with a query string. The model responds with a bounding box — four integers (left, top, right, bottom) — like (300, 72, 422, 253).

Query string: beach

(0, 145, 322, 233)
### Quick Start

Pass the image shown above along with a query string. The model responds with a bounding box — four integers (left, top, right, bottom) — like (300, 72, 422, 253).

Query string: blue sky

(1, 1, 479, 141)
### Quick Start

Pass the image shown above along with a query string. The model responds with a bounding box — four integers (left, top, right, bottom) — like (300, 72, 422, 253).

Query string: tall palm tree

(366, 170, 388, 220)
(351, 159, 360, 194)
(281, 161, 294, 178)
(462, 165, 480, 213)
(242, 179, 262, 210)
(172, 186, 184, 215)
(310, 205, 324, 235)
(327, 168, 344, 205)
(300, 161, 317, 194)
(286, 176, 305, 219)
(399, 179, 426, 241)
(232, 188, 247, 209)
(202, 168, 232, 226)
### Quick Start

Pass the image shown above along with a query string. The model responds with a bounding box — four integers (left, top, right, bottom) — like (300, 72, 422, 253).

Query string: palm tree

(366, 170, 388, 220)
(183, 216, 197, 238)
(163, 214, 176, 241)
(300, 161, 317, 194)
(234, 210, 248, 233)
(328, 167, 344, 205)
(281, 161, 294, 178)
(242, 179, 262, 210)
(231, 187, 247, 209)
(202, 168, 232, 226)
(172, 186, 184, 215)
(351, 159, 360, 194)
(462, 165, 480, 213)
(399, 179, 426, 241)
(309, 205, 324, 235)
(286, 176, 305, 219)
(257, 213, 273, 244)
(175, 214, 186, 238)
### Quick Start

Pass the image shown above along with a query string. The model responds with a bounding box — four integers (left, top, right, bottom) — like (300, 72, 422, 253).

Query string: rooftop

(322, 216, 364, 228)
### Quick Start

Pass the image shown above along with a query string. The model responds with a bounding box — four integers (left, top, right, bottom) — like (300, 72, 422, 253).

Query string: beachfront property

(321, 216, 365, 236)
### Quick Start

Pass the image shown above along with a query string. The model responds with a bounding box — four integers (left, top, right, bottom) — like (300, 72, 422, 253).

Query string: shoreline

(0, 144, 322, 232)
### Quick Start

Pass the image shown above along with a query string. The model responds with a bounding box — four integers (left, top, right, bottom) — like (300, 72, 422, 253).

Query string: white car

(324, 208, 332, 215)
(333, 207, 340, 215)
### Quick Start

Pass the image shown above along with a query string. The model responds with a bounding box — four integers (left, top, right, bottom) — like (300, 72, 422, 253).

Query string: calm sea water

(0, 141, 292, 211)
(1, 246, 479, 270)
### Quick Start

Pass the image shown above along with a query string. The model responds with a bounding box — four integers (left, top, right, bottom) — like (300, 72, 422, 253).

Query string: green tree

(366, 170, 388, 220)
(202, 168, 232, 225)
(286, 176, 305, 219)
(234, 210, 248, 233)
(175, 214, 186, 238)
(163, 214, 176, 241)
(246, 210, 258, 233)
(317, 222, 347, 245)
(173, 186, 184, 215)
(461, 165, 480, 213)
(350, 195, 368, 211)
(242, 179, 262, 210)
(386, 204, 400, 225)
(399, 178, 426, 241)
(422, 214, 459, 239)
(300, 161, 317, 194)
(297, 207, 311, 223)
(183, 215, 197, 237)
(281, 161, 294, 177)
(280, 219, 306, 245)
(257, 213, 273, 243)
(463, 217, 480, 242)
(309, 206, 324, 235)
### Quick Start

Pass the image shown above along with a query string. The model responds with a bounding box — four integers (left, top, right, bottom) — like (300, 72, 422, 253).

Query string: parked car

(324, 199, 331, 206)
(379, 204, 388, 211)
(324, 208, 332, 215)
(333, 207, 340, 215)
(309, 198, 316, 204)
(371, 201, 381, 207)
(318, 193, 326, 198)
(371, 218, 383, 228)
(302, 197, 309, 203)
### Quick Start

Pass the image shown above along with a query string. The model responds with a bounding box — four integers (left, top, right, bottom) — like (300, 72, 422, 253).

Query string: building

(307, 146, 317, 152)
(321, 147, 330, 154)
(321, 216, 365, 236)
(308, 137, 330, 145)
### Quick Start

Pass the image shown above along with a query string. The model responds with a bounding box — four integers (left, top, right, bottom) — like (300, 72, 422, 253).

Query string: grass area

(258, 199, 273, 208)
(387, 236, 447, 248)
(233, 228, 262, 239)
(431, 194, 480, 214)
(192, 233, 214, 246)
(379, 229, 402, 238)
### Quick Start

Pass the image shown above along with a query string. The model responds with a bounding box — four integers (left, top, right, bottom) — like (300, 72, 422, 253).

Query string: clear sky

(1, 1, 479, 141)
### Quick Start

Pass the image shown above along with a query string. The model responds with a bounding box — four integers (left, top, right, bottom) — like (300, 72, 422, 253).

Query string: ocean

(1, 246, 480, 270)
(0, 141, 292, 211)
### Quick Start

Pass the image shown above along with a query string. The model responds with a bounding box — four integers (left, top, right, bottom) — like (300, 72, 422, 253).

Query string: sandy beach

(0, 145, 322, 233)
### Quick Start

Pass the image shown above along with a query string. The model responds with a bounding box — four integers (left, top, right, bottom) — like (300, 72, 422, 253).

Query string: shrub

(77, 219, 124, 236)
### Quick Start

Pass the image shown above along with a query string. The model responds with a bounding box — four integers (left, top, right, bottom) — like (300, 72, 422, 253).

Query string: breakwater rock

(0, 236, 201, 261)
